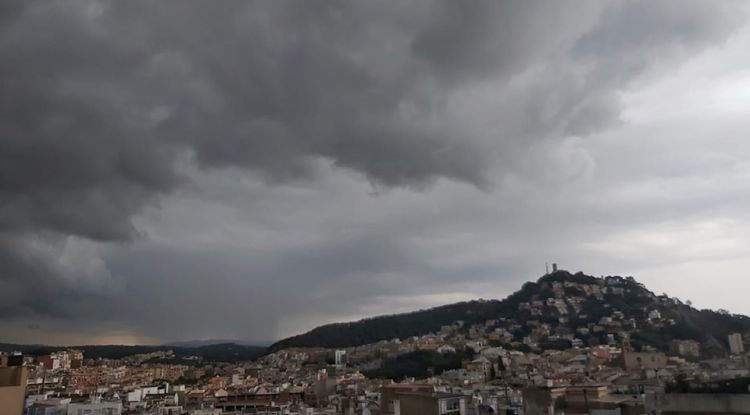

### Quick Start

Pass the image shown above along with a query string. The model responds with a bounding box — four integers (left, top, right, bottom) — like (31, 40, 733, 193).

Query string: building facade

(0, 366, 28, 415)
(729, 333, 745, 355)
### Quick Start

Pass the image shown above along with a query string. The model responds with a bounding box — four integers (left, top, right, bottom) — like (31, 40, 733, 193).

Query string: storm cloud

(1, 0, 749, 343)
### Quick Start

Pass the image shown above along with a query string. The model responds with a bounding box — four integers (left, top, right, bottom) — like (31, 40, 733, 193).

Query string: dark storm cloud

(0, 0, 747, 332)
(104, 229, 421, 340)
(0, 234, 112, 318)
(0, 235, 64, 316)
(412, 1, 586, 83)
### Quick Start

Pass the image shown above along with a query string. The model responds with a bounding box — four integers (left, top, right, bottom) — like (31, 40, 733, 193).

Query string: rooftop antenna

(40, 365, 46, 395)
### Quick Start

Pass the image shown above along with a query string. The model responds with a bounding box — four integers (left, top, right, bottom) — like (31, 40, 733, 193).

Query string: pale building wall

(729, 333, 745, 355)
(0, 367, 28, 415)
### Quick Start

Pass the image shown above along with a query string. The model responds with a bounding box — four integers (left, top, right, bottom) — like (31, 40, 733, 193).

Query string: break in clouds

(1, 0, 749, 344)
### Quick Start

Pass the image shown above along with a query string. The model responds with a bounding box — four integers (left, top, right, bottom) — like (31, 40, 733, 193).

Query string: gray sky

(3, 0, 750, 345)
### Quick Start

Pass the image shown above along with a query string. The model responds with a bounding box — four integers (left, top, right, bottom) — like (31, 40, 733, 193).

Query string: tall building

(334, 350, 347, 368)
(728, 333, 745, 355)
(671, 339, 701, 358)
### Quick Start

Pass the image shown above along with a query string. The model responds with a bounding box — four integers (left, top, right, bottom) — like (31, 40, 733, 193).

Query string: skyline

(0, 269, 723, 347)
(3, 0, 750, 346)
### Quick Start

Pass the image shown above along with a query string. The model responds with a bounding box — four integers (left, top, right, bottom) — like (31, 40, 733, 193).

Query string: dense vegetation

(0, 342, 265, 363)
(270, 301, 503, 350)
(667, 375, 750, 394)
(171, 343, 266, 363)
(270, 281, 541, 351)
(269, 272, 601, 350)
(363, 349, 472, 380)
(631, 307, 750, 358)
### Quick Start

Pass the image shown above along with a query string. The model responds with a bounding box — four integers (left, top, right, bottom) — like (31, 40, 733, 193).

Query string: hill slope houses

(270, 270, 750, 357)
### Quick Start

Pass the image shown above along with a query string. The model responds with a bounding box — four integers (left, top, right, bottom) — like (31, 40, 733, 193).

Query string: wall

(0, 367, 28, 415)
(623, 351, 667, 371)
(646, 393, 750, 414)
(397, 395, 438, 415)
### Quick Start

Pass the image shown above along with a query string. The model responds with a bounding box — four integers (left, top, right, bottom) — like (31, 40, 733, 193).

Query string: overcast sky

(3, 0, 750, 345)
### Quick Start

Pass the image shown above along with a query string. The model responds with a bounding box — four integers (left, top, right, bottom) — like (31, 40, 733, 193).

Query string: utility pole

(583, 388, 589, 413)
(40, 365, 46, 395)
(503, 383, 516, 415)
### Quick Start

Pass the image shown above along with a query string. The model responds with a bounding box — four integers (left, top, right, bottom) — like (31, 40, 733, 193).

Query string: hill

(270, 270, 750, 357)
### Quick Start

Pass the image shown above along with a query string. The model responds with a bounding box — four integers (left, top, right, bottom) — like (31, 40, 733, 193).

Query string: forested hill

(270, 299, 514, 351)
(270, 270, 750, 356)
(270, 272, 565, 350)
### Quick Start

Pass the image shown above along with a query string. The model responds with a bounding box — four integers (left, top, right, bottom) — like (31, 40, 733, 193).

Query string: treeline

(174, 343, 266, 362)
(364, 350, 472, 380)
(667, 375, 750, 394)
(269, 278, 546, 351)
(632, 306, 750, 357)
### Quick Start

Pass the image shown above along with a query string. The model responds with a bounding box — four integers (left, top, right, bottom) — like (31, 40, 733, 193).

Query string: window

(443, 399, 461, 414)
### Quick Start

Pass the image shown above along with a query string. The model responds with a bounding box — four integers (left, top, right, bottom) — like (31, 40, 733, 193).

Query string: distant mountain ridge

(0, 342, 266, 363)
(270, 270, 750, 357)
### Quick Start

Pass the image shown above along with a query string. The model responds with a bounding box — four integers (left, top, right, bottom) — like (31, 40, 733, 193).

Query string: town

(4, 271, 750, 415)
